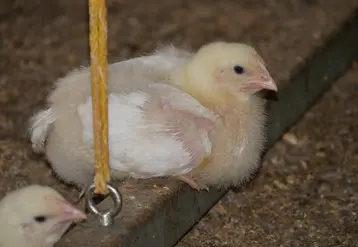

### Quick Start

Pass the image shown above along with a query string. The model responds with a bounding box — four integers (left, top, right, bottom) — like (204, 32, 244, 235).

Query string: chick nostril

(261, 75, 269, 81)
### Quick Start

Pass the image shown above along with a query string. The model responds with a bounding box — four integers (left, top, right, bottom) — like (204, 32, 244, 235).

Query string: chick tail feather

(29, 108, 56, 153)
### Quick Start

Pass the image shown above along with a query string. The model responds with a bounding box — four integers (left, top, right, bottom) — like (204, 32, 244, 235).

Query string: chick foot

(176, 175, 209, 191)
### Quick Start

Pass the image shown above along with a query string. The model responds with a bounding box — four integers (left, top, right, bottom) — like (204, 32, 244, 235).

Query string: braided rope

(89, 0, 110, 195)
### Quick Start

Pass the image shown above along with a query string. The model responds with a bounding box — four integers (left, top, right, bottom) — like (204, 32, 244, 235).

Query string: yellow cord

(89, 0, 110, 195)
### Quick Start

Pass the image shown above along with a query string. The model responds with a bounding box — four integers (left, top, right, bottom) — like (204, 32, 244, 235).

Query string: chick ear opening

(21, 222, 29, 229)
(213, 68, 225, 81)
(21, 222, 33, 234)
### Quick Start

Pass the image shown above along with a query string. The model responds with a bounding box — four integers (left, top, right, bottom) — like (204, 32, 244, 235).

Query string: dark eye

(34, 215, 47, 223)
(234, 65, 245, 74)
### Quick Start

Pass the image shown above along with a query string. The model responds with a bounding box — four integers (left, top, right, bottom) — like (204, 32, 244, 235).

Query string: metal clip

(85, 183, 122, 226)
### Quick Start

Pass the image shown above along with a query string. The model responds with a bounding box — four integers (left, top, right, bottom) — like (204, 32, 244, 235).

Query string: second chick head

(188, 42, 278, 100)
(0, 185, 86, 247)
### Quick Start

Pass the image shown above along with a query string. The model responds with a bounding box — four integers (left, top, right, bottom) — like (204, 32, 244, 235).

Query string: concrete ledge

(58, 7, 358, 247)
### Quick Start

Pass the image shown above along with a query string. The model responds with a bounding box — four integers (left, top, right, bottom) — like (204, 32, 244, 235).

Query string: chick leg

(176, 174, 209, 191)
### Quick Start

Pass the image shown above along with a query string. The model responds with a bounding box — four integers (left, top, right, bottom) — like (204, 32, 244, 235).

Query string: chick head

(0, 185, 86, 247)
(186, 42, 277, 102)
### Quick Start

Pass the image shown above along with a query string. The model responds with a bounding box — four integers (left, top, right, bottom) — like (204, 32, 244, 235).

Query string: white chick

(0, 185, 86, 247)
(29, 41, 277, 191)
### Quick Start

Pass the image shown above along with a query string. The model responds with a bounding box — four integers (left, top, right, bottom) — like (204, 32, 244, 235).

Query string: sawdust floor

(177, 67, 358, 246)
(0, 0, 357, 246)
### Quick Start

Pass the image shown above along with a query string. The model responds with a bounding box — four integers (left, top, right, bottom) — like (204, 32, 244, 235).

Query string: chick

(29, 41, 277, 191)
(0, 185, 86, 247)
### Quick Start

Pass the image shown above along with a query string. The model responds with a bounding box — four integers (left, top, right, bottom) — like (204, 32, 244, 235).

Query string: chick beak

(258, 74, 278, 92)
(57, 199, 87, 222)
(240, 73, 278, 93)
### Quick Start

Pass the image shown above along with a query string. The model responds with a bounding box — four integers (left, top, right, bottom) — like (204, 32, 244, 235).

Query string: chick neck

(172, 63, 252, 115)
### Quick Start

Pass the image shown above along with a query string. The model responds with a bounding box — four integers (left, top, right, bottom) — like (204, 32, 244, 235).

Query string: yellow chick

(0, 185, 86, 247)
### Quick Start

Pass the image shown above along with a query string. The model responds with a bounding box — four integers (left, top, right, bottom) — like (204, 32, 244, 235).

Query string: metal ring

(85, 183, 122, 226)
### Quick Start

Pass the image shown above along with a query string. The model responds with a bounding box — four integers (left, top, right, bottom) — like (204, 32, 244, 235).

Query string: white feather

(29, 108, 56, 152)
(77, 90, 196, 178)
(120, 45, 192, 70)
(199, 129, 212, 155)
